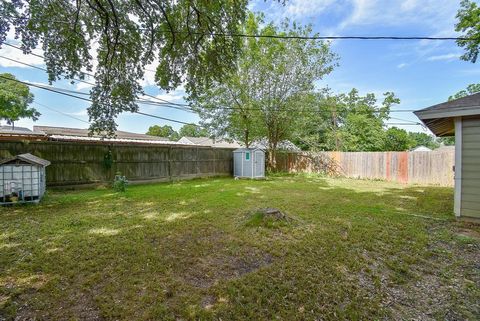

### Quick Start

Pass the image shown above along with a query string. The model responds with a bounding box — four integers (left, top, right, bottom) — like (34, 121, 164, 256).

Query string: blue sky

(1, 0, 480, 135)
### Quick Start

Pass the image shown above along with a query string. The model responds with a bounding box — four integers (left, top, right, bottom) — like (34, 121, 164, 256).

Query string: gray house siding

(461, 118, 480, 219)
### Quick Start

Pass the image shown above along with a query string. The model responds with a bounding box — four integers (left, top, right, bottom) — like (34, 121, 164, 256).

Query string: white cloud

(0, 44, 44, 68)
(339, 0, 459, 33)
(285, 0, 337, 18)
(74, 78, 94, 91)
(427, 53, 461, 61)
(155, 88, 185, 103)
(397, 63, 408, 69)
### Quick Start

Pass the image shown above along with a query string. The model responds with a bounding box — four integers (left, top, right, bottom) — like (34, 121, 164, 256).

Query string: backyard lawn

(0, 175, 479, 320)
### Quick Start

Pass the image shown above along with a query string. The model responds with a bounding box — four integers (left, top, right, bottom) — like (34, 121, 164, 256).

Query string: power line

(164, 31, 470, 41)
(0, 54, 194, 112)
(33, 101, 90, 124)
(0, 20, 470, 41)
(0, 74, 201, 127)
(135, 111, 192, 125)
(1, 43, 190, 108)
(1, 45, 423, 115)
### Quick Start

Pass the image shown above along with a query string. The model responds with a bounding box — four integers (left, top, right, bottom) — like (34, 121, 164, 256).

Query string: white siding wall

(461, 118, 480, 219)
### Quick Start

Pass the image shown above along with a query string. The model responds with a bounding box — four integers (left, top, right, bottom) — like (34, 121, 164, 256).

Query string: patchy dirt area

(182, 250, 273, 289)
(358, 222, 480, 320)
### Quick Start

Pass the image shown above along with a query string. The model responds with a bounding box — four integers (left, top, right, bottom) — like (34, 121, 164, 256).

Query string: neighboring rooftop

(0, 125, 45, 135)
(414, 93, 480, 136)
(178, 136, 241, 148)
(251, 139, 301, 152)
(33, 126, 170, 141)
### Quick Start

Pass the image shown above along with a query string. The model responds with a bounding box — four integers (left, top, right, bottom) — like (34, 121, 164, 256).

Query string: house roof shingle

(414, 93, 480, 136)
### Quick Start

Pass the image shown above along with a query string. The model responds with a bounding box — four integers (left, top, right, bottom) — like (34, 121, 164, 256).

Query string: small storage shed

(233, 148, 265, 178)
(415, 93, 480, 221)
(0, 153, 50, 204)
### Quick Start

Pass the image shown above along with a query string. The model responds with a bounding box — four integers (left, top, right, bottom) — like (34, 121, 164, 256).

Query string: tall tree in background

(293, 89, 400, 152)
(338, 91, 398, 152)
(0, 73, 38, 129)
(178, 124, 209, 138)
(292, 90, 344, 151)
(408, 132, 440, 150)
(456, 0, 480, 63)
(383, 127, 414, 151)
(146, 125, 178, 141)
(448, 83, 480, 100)
(0, 0, 262, 135)
(191, 13, 337, 166)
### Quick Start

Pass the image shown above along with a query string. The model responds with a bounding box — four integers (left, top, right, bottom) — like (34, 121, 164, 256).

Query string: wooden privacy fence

(275, 149, 455, 186)
(0, 141, 234, 186)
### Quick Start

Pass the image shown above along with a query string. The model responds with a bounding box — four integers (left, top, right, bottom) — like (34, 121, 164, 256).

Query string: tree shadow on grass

(0, 176, 478, 321)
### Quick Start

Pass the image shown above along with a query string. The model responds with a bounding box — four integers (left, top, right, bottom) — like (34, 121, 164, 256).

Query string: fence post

(168, 146, 172, 181)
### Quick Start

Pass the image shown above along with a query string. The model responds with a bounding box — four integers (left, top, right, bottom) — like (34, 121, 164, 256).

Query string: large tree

(191, 13, 337, 165)
(384, 127, 414, 151)
(448, 83, 480, 100)
(146, 124, 178, 140)
(407, 132, 439, 150)
(0, 73, 38, 128)
(0, 0, 263, 135)
(456, 0, 480, 63)
(178, 123, 208, 138)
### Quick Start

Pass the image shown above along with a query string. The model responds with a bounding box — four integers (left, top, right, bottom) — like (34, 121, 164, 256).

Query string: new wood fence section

(275, 149, 455, 186)
(0, 141, 234, 186)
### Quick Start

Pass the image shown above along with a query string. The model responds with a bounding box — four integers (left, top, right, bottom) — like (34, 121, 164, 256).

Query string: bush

(113, 173, 128, 192)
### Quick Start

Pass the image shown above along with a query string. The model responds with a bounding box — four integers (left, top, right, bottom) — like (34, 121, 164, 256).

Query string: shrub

(113, 173, 128, 192)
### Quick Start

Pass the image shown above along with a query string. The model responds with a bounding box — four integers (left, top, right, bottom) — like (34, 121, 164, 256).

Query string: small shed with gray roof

(233, 148, 265, 178)
(415, 92, 480, 221)
(0, 153, 50, 204)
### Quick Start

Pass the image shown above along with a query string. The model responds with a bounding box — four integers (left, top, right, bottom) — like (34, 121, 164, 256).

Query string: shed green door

(461, 118, 480, 219)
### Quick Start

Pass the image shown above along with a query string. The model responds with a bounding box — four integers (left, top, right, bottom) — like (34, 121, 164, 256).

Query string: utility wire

(0, 54, 193, 112)
(0, 74, 201, 127)
(0, 46, 422, 115)
(1, 42, 190, 108)
(33, 101, 90, 124)
(0, 18, 471, 41)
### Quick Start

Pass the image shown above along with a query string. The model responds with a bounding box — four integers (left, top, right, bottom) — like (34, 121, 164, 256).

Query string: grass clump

(0, 175, 478, 321)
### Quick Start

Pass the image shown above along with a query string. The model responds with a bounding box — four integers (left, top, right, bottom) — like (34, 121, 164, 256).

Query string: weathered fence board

(0, 141, 233, 186)
(275, 149, 455, 186)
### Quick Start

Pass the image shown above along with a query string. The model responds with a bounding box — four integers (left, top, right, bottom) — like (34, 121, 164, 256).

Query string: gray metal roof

(414, 93, 480, 136)
(0, 126, 45, 136)
(33, 126, 170, 141)
(179, 136, 241, 148)
(0, 153, 51, 166)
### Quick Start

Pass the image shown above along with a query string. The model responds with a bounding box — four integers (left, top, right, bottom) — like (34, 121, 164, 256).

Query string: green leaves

(456, 0, 480, 63)
(1, 0, 249, 135)
(190, 13, 338, 155)
(0, 73, 38, 127)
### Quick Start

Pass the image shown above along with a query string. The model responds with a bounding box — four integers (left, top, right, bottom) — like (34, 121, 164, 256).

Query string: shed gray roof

(414, 93, 480, 136)
(0, 153, 51, 166)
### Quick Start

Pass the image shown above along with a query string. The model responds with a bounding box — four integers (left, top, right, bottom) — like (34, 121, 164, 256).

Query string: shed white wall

(460, 117, 480, 219)
(233, 149, 265, 178)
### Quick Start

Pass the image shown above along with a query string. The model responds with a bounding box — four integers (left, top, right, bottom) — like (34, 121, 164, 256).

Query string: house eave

(414, 105, 480, 120)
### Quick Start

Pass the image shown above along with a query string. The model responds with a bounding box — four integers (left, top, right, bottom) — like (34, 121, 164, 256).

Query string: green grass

(1, 175, 479, 320)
